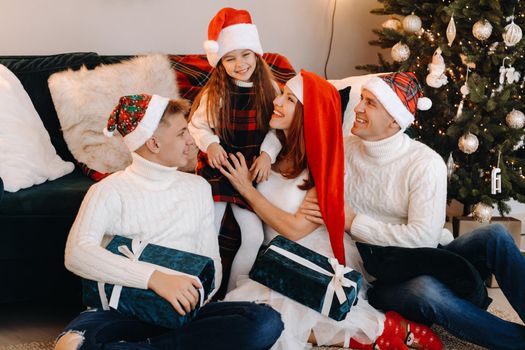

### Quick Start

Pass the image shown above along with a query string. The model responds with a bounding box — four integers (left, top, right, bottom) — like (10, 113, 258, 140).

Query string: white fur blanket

(48, 54, 179, 173)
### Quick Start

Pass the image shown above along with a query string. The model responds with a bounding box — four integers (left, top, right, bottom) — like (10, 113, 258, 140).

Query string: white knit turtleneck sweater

(65, 153, 222, 293)
(344, 131, 454, 248)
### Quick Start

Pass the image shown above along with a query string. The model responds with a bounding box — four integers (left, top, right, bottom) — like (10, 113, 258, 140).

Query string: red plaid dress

(196, 84, 267, 210)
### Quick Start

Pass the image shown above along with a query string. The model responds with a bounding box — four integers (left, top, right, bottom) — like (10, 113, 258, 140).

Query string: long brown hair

(189, 54, 276, 144)
(276, 102, 315, 190)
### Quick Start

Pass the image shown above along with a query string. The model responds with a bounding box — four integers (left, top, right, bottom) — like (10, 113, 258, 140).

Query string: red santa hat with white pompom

(363, 72, 432, 129)
(203, 7, 263, 67)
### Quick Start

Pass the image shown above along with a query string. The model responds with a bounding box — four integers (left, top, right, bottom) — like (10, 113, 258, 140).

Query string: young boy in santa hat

(55, 94, 283, 350)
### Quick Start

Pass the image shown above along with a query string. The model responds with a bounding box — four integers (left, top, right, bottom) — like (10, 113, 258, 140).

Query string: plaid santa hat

(203, 7, 263, 67)
(362, 72, 432, 129)
(286, 70, 346, 265)
(103, 94, 169, 152)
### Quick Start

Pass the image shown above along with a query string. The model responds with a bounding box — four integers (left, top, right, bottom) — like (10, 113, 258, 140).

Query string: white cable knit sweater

(65, 153, 222, 293)
(344, 131, 454, 248)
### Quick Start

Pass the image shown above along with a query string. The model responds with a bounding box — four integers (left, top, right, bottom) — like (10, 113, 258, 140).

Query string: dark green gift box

(82, 235, 215, 329)
(249, 235, 362, 321)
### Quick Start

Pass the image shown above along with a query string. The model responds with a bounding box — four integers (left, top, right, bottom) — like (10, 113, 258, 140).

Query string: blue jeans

(57, 301, 283, 350)
(367, 224, 525, 350)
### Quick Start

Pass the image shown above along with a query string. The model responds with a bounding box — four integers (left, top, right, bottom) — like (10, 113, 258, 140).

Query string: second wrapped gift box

(250, 235, 361, 321)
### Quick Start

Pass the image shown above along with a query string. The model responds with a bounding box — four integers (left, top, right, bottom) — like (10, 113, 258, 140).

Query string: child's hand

(206, 143, 227, 169)
(250, 152, 271, 183)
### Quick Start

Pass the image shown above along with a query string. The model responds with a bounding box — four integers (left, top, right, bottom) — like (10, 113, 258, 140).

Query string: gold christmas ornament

(506, 109, 525, 129)
(446, 15, 457, 46)
(382, 18, 402, 31)
(472, 202, 493, 223)
(503, 19, 522, 47)
(458, 133, 479, 154)
(403, 13, 422, 34)
(472, 19, 493, 41)
(391, 42, 410, 62)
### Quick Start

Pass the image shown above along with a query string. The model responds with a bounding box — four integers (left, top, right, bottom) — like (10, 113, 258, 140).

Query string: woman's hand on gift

(206, 142, 228, 169)
(218, 152, 257, 197)
(148, 270, 202, 316)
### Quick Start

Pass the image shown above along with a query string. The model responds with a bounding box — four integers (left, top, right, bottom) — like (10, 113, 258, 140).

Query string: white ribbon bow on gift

(268, 245, 358, 317)
(97, 238, 205, 311)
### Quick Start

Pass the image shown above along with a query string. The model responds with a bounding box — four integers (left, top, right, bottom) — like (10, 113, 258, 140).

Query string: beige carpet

(0, 306, 519, 350)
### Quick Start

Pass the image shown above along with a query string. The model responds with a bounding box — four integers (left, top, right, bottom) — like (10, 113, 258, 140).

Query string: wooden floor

(0, 288, 522, 346)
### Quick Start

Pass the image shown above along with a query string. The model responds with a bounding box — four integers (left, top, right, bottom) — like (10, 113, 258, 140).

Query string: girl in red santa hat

(220, 70, 443, 350)
(188, 7, 282, 292)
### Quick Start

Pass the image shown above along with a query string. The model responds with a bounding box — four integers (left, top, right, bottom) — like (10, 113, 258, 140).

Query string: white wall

(0, 0, 385, 79)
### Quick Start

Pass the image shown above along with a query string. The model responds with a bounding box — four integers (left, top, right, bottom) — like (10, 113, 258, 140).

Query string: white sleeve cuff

(260, 130, 282, 164)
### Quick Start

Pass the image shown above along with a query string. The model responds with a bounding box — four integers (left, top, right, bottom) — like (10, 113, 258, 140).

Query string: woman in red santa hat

(188, 7, 282, 292)
(220, 70, 443, 350)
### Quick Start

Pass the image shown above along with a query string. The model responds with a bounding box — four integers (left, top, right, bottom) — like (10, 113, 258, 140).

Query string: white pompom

(203, 40, 219, 53)
(103, 127, 115, 137)
(417, 97, 432, 110)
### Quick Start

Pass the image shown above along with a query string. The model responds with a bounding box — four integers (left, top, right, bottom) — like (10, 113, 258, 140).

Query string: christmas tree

(358, 0, 525, 220)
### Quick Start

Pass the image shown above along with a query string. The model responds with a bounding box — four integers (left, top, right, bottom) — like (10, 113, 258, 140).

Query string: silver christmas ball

(391, 42, 410, 62)
(472, 202, 493, 223)
(458, 133, 479, 154)
(403, 14, 422, 34)
(506, 109, 525, 129)
(382, 18, 402, 31)
(472, 19, 493, 41)
(503, 21, 523, 47)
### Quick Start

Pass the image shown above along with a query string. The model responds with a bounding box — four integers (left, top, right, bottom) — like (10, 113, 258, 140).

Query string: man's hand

(206, 143, 227, 169)
(300, 192, 325, 225)
(148, 270, 201, 316)
(250, 152, 271, 183)
(301, 195, 356, 232)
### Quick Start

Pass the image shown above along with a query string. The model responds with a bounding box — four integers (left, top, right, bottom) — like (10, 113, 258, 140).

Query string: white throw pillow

(0, 64, 74, 192)
(330, 72, 388, 136)
(48, 54, 179, 174)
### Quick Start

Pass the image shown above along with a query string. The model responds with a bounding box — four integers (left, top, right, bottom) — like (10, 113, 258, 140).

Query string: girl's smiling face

(221, 49, 257, 82)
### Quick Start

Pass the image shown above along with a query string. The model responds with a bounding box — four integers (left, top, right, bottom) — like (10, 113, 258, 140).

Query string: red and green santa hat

(103, 94, 169, 151)
(286, 70, 346, 265)
(203, 7, 263, 67)
(362, 72, 432, 129)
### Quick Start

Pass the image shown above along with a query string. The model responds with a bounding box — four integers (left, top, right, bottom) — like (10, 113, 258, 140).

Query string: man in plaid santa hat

(303, 71, 525, 349)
